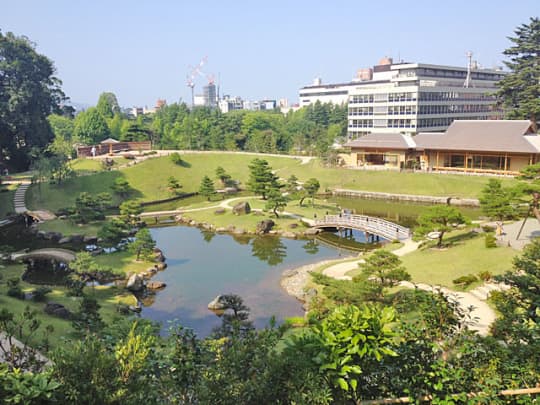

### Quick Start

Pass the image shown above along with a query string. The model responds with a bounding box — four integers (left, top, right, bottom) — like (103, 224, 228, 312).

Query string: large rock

(44, 302, 72, 320)
(256, 219, 275, 234)
(281, 231, 297, 239)
(58, 236, 71, 244)
(153, 248, 165, 262)
(232, 201, 251, 215)
(83, 235, 98, 244)
(126, 274, 145, 292)
(208, 295, 228, 310)
(147, 281, 167, 290)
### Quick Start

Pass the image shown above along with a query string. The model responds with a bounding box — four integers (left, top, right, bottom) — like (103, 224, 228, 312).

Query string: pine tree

(496, 17, 540, 131)
(199, 175, 216, 201)
(247, 158, 279, 199)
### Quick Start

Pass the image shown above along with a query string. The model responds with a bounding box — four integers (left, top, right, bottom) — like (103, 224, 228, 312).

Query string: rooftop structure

(343, 120, 537, 175)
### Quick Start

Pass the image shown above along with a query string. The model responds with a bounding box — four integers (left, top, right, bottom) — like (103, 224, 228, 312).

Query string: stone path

(499, 218, 540, 250)
(13, 181, 30, 213)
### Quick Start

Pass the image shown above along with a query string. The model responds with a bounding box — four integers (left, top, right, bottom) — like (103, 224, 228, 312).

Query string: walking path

(499, 218, 540, 250)
(12, 181, 30, 213)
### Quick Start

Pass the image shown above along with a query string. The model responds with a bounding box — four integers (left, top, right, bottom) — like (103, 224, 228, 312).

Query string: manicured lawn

(277, 159, 517, 198)
(398, 232, 516, 288)
(93, 250, 155, 275)
(70, 158, 104, 173)
(26, 152, 513, 213)
(37, 219, 104, 236)
(0, 184, 16, 218)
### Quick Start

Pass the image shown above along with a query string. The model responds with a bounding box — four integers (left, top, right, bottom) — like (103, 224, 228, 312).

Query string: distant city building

(299, 56, 506, 136)
(218, 95, 245, 113)
(155, 99, 167, 109)
(203, 84, 217, 107)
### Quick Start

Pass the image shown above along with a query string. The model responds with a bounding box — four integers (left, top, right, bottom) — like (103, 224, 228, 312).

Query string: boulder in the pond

(232, 201, 251, 215)
(126, 274, 145, 292)
(281, 231, 297, 239)
(256, 219, 275, 234)
(147, 281, 167, 290)
(208, 295, 228, 310)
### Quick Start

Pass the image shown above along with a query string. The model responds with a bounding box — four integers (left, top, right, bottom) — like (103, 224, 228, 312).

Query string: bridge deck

(313, 214, 411, 241)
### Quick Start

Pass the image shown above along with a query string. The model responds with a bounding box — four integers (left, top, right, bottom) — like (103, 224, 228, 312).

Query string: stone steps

(13, 182, 30, 213)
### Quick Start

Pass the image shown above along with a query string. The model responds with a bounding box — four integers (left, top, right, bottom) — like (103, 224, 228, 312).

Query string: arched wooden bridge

(10, 248, 77, 264)
(313, 214, 411, 241)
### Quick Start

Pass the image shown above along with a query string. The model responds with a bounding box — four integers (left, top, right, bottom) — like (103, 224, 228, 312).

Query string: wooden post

(436, 151, 439, 168)
(504, 153, 508, 172)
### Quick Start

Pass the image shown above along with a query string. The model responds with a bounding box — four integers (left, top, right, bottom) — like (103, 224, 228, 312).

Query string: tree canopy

(0, 31, 66, 170)
(496, 17, 540, 130)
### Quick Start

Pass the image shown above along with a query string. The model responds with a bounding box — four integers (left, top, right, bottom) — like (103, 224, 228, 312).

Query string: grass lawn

(37, 219, 104, 236)
(277, 159, 517, 198)
(70, 158, 104, 173)
(93, 250, 156, 275)
(25, 153, 515, 213)
(0, 184, 16, 218)
(397, 231, 516, 288)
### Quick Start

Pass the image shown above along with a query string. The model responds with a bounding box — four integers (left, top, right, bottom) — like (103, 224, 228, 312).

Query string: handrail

(313, 214, 411, 241)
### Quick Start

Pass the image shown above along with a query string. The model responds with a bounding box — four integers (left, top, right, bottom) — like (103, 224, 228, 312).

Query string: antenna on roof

(464, 51, 474, 88)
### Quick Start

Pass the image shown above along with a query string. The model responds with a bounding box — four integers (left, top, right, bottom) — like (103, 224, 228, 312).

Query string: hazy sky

(2, 1, 537, 107)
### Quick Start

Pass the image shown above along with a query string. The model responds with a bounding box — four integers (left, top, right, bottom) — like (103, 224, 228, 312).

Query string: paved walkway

(13, 181, 30, 213)
(499, 218, 540, 250)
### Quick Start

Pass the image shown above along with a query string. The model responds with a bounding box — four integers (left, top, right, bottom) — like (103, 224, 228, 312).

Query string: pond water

(142, 226, 344, 337)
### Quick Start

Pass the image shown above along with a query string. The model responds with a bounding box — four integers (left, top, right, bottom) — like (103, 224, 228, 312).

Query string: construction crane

(186, 57, 207, 106)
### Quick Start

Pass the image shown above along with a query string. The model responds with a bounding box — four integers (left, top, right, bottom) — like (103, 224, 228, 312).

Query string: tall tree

(301, 178, 320, 206)
(0, 31, 66, 170)
(199, 175, 216, 201)
(496, 17, 540, 131)
(129, 228, 156, 261)
(73, 107, 111, 144)
(247, 158, 279, 200)
(96, 92, 120, 119)
(479, 179, 516, 221)
(265, 188, 288, 218)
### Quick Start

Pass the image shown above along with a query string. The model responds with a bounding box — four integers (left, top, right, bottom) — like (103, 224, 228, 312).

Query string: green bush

(477, 271, 492, 282)
(452, 274, 478, 287)
(6, 277, 24, 299)
(31, 286, 52, 302)
(170, 152, 184, 165)
(485, 233, 497, 248)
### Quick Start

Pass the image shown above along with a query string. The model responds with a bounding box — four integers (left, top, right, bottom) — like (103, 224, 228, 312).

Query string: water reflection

(251, 236, 287, 266)
(302, 239, 319, 255)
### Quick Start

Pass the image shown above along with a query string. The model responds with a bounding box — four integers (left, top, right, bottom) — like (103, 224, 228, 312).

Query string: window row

(418, 104, 492, 114)
(419, 92, 496, 102)
(388, 119, 415, 128)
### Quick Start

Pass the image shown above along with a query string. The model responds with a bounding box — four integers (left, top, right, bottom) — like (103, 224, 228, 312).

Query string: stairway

(13, 182, 30, 213)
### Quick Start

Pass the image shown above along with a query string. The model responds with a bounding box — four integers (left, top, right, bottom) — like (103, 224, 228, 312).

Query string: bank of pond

(0, 197, 485, 337)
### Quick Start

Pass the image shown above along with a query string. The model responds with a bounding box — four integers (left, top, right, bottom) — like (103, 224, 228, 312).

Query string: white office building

(299, 57, 506, 137)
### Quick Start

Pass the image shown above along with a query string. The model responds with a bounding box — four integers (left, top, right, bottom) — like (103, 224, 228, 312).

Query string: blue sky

(2, 1, 537, 107)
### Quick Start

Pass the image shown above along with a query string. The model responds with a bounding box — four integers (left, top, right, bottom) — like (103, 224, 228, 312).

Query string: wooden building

(344, 120, 539, 175)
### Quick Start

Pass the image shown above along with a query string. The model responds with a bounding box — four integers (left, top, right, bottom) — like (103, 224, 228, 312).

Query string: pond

(329, 197, 481, 228)
(141, 226, 344, 337)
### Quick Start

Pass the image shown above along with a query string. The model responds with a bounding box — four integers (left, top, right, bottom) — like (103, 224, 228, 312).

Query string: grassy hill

(26, 153, 517, 212)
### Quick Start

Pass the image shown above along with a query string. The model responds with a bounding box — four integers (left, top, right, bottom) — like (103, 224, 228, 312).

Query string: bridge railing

(314, 214, 411, 241)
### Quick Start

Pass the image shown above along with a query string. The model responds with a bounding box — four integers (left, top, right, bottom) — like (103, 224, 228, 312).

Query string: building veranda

(342, 120, 539, 175)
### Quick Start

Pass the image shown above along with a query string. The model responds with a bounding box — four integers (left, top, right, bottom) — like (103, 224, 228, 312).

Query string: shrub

(170, 152, 184, 165)
(485, 233, 497, 248)
(477, 271, 493, 282)
(452, 274, 478, 287)
(6, 278, 24, 299)
(31, 286, 52, 302)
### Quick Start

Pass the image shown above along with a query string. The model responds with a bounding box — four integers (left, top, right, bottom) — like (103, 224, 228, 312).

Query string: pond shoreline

(280, 256, 354, 304)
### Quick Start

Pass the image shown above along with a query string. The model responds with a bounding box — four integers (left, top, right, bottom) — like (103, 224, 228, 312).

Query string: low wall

(77, 141, 152, 157)
(332, 188, 480, 207)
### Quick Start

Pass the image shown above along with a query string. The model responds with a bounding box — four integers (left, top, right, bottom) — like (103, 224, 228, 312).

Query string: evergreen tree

(496, 17, 540, 130)
(265, 188, 288, 218)
(119, 200, 142, 227)
(129, 228, 156, 261)
(416, 205, 468, 247)
(247, 158, 279, 199)
(199, 175, 216, 201)
(479, 179, 516, 221)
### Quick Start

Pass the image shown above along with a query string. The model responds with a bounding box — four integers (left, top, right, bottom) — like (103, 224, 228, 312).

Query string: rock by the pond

(129, 305, 142, 313)
(216, 227, 227, 233)
(256, 219, 275, 234)
(233, 227, 246, 235)
(281, 231, 297, 239)
(304, 228, 321, 235)
(58, 236, 71, 244)
(83, 235, 98, 244)
(232, 201, 251, 215)
(282, 268, 298, 278)
(126, 274, 145, 292)
(44, 302, 72, 319)
(147, 281, 167, 290)
(156, 262, 167, 270)
(146, 266, 158, 276)
(226, 225, 236, 232)
(208, 295, 228, 310)
(71, 234, 84, 243)
(214, 208, 226, 215)
(153, 248, 165, 262)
